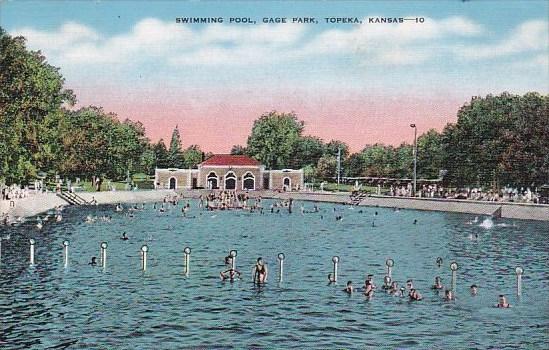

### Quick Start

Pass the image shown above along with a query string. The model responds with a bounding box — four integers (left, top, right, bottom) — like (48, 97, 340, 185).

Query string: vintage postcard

(0, 0, 548, 349)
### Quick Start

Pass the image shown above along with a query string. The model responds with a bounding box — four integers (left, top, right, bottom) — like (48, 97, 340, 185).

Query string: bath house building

(154, 154, 304, 191)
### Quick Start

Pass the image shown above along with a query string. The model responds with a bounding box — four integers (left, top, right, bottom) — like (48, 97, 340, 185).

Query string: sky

(2, 0, 548, 152)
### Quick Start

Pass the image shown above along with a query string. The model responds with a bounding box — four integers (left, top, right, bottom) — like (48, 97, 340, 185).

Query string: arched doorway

(225, 172, 236, 190)
(207, 172, 218, 189)
(283, 177, 291, 191)
(243, 172, 255, 190)
(169, 177, 177, 189)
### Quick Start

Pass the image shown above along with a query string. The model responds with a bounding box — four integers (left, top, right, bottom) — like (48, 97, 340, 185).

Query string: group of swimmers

(219, 256, 268, 284)
(339, 274, 511, 307)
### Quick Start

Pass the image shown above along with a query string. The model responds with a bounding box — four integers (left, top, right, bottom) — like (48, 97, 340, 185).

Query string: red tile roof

(200, 154, 261, 166)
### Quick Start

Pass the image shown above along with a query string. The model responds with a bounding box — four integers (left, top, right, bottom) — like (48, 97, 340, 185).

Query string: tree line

(1, 28, 547, 189)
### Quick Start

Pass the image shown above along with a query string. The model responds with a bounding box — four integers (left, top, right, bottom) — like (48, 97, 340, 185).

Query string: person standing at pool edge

(252, 257, 268, 284)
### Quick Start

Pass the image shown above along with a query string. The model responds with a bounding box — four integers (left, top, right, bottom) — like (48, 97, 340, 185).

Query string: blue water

(0, 200, 548, 349)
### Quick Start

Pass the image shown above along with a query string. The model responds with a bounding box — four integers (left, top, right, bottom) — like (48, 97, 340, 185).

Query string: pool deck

(0, 190, 177, 218)
(179, 189, 549, 221)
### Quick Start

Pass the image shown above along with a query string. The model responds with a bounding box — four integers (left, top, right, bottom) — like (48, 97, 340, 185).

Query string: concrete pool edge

(1, 190, 177, 218)
(176, 189, 549, 221)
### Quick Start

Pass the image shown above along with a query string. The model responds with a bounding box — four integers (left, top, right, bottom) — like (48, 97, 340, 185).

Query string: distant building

(154, 154, 303, 191)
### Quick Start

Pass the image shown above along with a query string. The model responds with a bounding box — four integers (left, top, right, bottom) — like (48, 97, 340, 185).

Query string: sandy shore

(0, 190, 176, 218)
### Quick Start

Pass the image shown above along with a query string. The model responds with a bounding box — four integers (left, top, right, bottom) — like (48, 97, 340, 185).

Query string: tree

(182, 145, 203, 168)
(345, 152, 365, 177)
(316, 155, 337, 180)
(325, 140, 349, 159)
(416, 129, 444, 179)
(230, 145, 247, 155)
(360, 144, 393, 177)
(0, 28, 75, 183)
(289, 136, 325, 169)
(440, 92, 549, 188)
(246, 111, 304, 169)
(153, 140, 169, 168)
(168, 125, 184, 168)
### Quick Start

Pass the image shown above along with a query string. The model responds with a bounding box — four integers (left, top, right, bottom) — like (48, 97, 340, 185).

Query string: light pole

(410, 124, 417, 197)
(336, 146, 341, 190)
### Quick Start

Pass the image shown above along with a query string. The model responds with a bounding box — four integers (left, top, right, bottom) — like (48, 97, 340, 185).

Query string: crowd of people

(387, 183, 544, 204)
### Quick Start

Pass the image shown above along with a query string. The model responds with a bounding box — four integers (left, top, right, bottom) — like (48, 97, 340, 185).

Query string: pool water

(0, 200, 548, 349)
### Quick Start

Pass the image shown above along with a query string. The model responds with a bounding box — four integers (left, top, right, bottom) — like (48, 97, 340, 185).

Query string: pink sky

(74, 86, 464, 153)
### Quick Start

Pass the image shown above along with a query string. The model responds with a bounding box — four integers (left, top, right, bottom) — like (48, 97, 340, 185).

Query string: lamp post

(410, 124, 417, 197)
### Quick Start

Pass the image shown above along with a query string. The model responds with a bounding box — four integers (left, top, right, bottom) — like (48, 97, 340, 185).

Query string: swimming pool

(0, 200, 547, 349)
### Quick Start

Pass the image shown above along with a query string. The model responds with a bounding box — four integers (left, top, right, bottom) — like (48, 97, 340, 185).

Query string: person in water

(406, 279, 414, 292)
(363, 279, 374, 298)
(327, 273, 336, 284)
(444, 289, 455, 301)
(366, 274, 377, 289)
(496, 295, 511, 308)
(432, 276, 444, 290)
(120, 232, 129, 241)
(252, 258, 268, 284)
(388, 281, 402, 296)
(344, 281, 353, 294)
(382, 276, 392, 290)
(470, 284, 478, 296)
(225, 255, 233, 266)
(409, 288, 423, 301)
(89, 256, 97, 266)
(220, 268, 241, 282)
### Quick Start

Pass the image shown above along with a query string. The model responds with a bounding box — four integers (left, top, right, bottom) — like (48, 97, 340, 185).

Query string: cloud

(454, 20, 548, 60)
(10, 16, 546, 70)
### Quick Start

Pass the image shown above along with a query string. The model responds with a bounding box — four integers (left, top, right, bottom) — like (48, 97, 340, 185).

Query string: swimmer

(252, 258, 268, 284)
(363, 279, 374, 298)
(413, 219, 418, 225)
(470, 284, 478, 296)
(382, 276, 392, 290)
(115, 203, 123, 212)
(409, 288, 422, 301)
(444, 289, 455, 301)
(389, 281, 402, 296)
(366, 274, 376, 289)
(496, 295, 511, 308)
(406, 279, 414, 291)
(225, 255, 233, 266)
(432, 276, 444, 290)
(120, 232, 129, 241)
(327, 273, 336, 284)
(344, 281, 353, 294)
(220, 268, 241, 282)
(89, 256, 97, 266)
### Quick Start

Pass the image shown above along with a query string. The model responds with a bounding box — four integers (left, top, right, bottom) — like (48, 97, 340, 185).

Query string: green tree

(345, 152, 365, 177)
(153, 140, 169, 168)
(168, 126, 184, 168)
(416, 129, 444, 179)
(316, 155, 337, 180)
(246, 111, 304, 169)
(230, 144, 248, 155)
(0, 28, 75, 183)
(289, 136, 325, 169)
(182, 145, 203, 168)
(325, 140, 349, 159)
